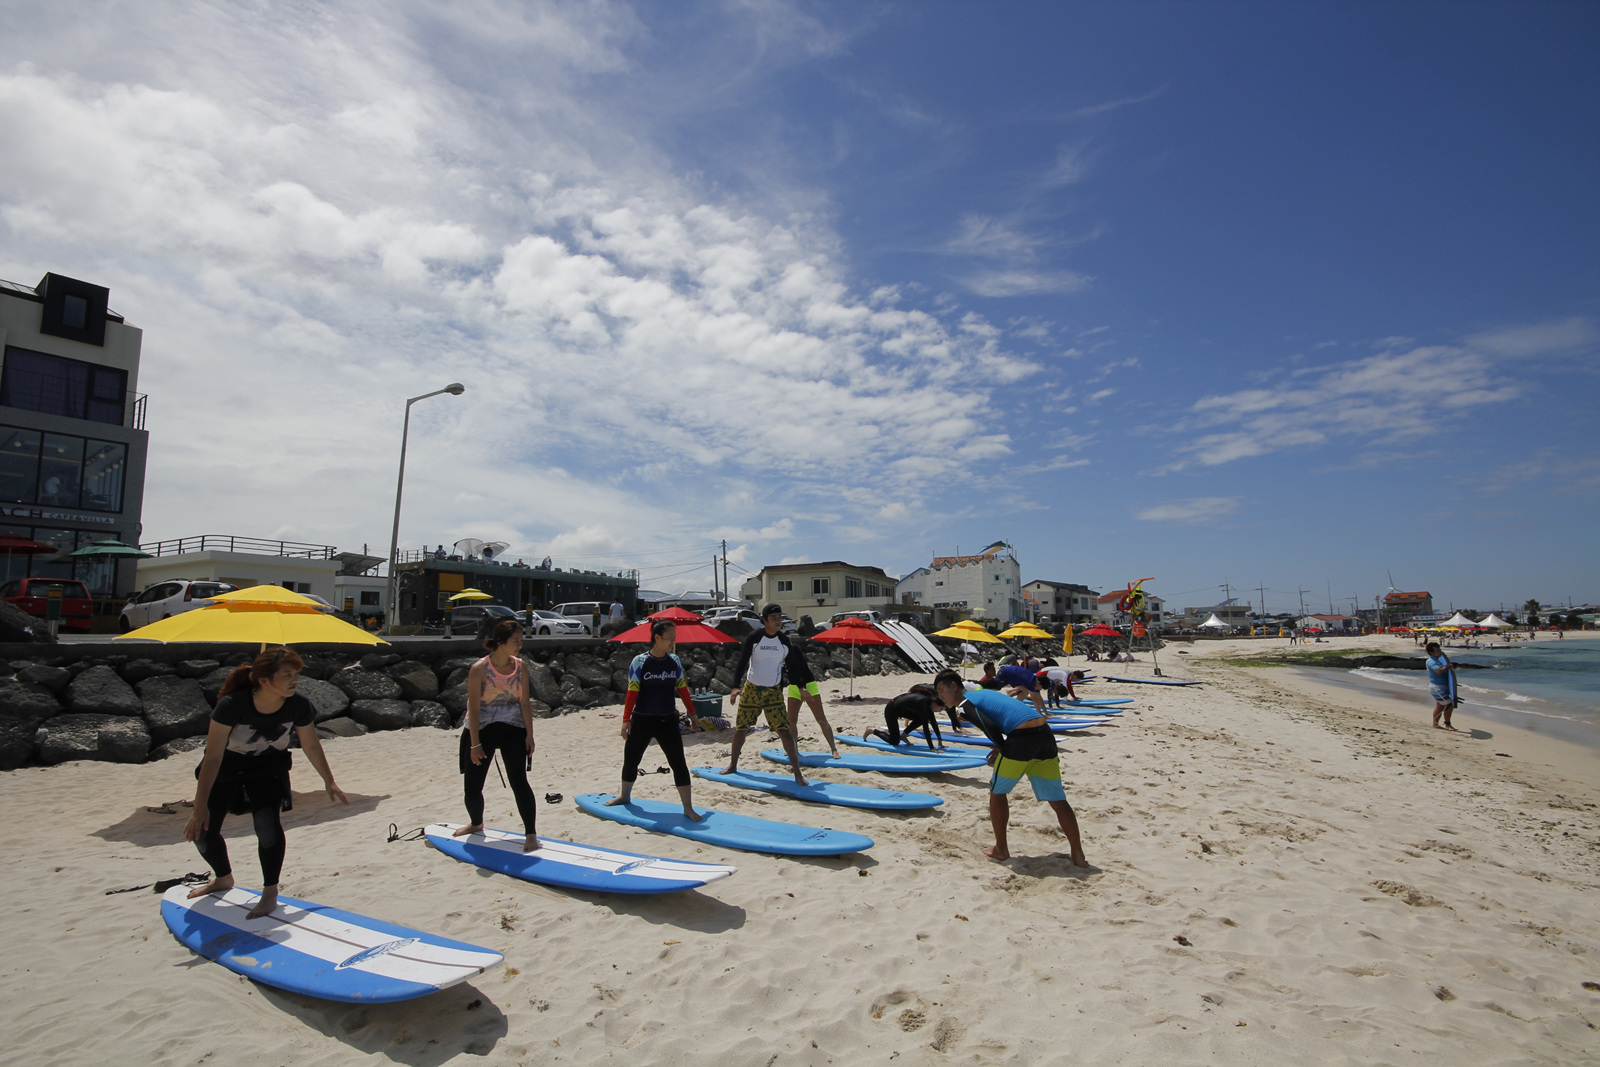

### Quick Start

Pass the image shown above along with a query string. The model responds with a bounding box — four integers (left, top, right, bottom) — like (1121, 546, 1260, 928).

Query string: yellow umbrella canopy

(448, 588, 494, 602)
(932, 624, 1003, 642)
(115, 602, 387, 645)
(210, 585, 326, 607)
(998, 622, 1052, 639)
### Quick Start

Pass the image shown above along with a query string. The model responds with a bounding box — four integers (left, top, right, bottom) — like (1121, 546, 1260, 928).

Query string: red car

(1, 578, 94, 632)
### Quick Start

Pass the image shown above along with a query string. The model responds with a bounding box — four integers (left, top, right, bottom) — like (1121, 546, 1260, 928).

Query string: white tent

(1199, 614, 1229, 630)
(1442, 612, 1480, 628)
(1478, 613, 1511, 628)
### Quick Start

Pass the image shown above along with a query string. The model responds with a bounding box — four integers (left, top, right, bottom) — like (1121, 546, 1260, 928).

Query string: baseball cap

(762, 603, 783, 617)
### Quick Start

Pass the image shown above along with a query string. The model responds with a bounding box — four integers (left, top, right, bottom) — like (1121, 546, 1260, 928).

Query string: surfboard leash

(104, 871, 211, 895)
(386, 823, 427, 843)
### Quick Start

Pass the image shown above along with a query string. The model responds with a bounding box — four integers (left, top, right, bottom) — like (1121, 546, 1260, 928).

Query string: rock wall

(0, 637, 923, 769)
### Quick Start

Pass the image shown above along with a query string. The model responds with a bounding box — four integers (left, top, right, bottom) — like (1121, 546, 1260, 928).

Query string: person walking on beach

(184, 646, 348, 919)
(937, 670, 1087, 867)
(454, 620, 540, 851)
(1424, 640, 1457, 731)
(605, 620, 702, 821)
(723, 604, 809, 783)
(784, 641, 840, 758)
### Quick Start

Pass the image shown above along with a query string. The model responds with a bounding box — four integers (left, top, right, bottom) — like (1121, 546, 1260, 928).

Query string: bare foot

(1070, 850, 1088, 868)
(523, 835, 541, 853)
(603, 795, 631, 807)
(187, 873, 233, 899)
(793, 775, 811, 787)
(682, 808, 703, 823)
(452, 823, 483, 837)
(720, 764, 738, 776)
(983, 845, 1010, 861)
(245, 886, 278, 920)
(828, 749, 840, 759)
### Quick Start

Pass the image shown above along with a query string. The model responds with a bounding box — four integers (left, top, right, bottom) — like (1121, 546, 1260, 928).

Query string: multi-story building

(1021, 580, 1099, 624)
(741, 561, 898, 624)
(1384, 591, 1434, 619)
(0, 273, 148, 608)
(896, 541, 1024, 625)
(1180, 599, 1249, 628)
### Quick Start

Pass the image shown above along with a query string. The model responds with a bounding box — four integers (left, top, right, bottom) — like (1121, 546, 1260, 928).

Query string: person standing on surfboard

(784, 642, 840, 759)
(1424, 640, 1457, 731)
(184, 646, 348, 920)
(936, 669, 1088, 867)
(454, 620, 540, 851)
(723, 604, 809, 785)
(605, 619, 703, 821)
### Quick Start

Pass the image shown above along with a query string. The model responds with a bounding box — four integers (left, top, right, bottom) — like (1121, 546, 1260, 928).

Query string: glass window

(776, 580, 792, 592)
(0, 428, 40, 503)
(81, 440, 125, 512)
(38, 435, 84, 507)
(0, 347, 126, 426)
(845, 578, 862, 598)
(360, 590, 381, 606)
(62, 295, 88, 330)
(811, 577, 830, 595)
(30, 527, 76, 581)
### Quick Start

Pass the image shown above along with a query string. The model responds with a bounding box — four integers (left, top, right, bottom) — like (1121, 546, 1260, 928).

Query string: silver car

(525, 609, 586, 636)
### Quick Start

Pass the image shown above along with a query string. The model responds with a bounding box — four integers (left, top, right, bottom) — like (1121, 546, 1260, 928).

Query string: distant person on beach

(995, 662, 1046, 713)
(784, 642, 839, 758)
(1040, 668, 1086, 708)
(183, 646, 348, 919)
(724, 604, 810, 783)
(937, 670, 1087, 866)
(605, 620, 702, 821)
(977, 662, 1002, 689)
(454, 620, 540, 851)
(609, 599, 624, 627)
(1424, 640, 1456, 731)
(872, 681, 951, 750)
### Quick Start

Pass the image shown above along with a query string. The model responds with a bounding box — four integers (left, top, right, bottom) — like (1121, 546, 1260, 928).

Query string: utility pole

(721, 540, 730, 607)
(1257, 581, 1268, 618)
(1297, 587, 1310, 622)
(712, 556, 720, 605)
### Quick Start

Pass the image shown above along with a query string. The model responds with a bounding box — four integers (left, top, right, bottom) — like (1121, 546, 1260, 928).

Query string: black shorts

(999, 725, 1058, 763)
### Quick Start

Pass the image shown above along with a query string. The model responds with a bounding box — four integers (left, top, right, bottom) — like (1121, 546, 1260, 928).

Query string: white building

(741, 561, 897, 624)
(135, 535, 342, 601)
(1021, 580, 1099, 624)
(895, 541, 1024, 625)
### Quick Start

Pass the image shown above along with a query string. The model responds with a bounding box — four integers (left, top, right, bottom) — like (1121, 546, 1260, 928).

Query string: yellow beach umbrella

(998, 622, 1052, 640)
(116, 602, 387, 645)
(210, 584, 326, 608)
(933, 624, 1002, 642)
(448, 588, 494, 602)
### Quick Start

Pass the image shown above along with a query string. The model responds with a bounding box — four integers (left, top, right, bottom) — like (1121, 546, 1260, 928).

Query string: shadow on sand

(93, 789, 390, 847)
(257, 981, 507, 1064)
(995, 853, 1101, 881)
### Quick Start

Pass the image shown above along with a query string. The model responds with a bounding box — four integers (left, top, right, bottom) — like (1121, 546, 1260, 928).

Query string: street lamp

(384, 383, 465, 636)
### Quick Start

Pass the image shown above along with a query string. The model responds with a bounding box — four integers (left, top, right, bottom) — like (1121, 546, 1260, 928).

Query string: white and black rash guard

(734, 628, 792, 688)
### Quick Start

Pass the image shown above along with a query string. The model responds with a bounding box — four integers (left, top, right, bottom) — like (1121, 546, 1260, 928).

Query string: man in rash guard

(872, 682, 949, 751)
(994, 661, 1047, 713)
(935, 670, 1087, 866)
(723, 604, 809, 784)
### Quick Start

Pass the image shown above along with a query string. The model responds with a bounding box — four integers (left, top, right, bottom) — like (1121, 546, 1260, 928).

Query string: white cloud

(1467, 317, 1597, 358)
(959, 268, 1092, 298)
(1135, 497, 1241, 522)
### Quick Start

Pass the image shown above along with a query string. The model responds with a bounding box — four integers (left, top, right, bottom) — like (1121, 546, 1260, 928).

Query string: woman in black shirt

(183, 646, 347, 918)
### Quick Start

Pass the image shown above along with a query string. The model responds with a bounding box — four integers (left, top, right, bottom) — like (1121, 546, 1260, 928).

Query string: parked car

(826, 609, 883, 628)
(447, 602, 518, 638)
(702, 607, 762, 628)
(2, 577, 94, 632)
(119, 580, 237, 631)
(551, 601, 609, 635)
(525, 608, 586, 636)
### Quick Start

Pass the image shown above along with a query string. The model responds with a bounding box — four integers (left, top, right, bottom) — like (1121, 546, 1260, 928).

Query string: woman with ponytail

(604, 620, 702, 821)
(183, 646, 347, 919)
(453, 619, 540, 851)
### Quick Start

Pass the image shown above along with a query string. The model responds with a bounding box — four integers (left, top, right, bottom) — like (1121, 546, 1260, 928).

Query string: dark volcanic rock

(0, 679, 60, 769)
(439, 682, 469, 721)
(330, 667, 403, 701)
(35, 713, 150, 764)
(119, 658, 176, 683)
(348, 698, 413, 731)
(409, 701, 452, 729)
(199, 666, 234, 706)
(388, 660, 439, 701)
(564, 655, 612, 688)
(17, 664, 71, 693)
(175, 659, 222, 679)
(525, 661, 563, 706)
(442, 666, 471, 691)
(295, 677, 350, 723)
(359, 653, 402, 671)
(66, 665, 143, 716)
(0, 601, 54, 643)
(150, 736, 207, 761)
(137, 676, 213, 745)
(317, 716, 368, 738)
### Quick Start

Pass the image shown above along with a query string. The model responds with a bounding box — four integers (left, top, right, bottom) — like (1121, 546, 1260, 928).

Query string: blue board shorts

(1430, 684, 1451, 704)
(990, 754, 1066, 802)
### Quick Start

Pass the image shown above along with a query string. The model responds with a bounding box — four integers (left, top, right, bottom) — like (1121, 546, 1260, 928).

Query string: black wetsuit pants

(460, 721, 538, 834)
(621, 716, 690, 786)
(195, 790, 286, 887)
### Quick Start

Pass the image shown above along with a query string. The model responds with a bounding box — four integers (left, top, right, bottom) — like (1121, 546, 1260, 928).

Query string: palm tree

(1524, 599, 1541, 630)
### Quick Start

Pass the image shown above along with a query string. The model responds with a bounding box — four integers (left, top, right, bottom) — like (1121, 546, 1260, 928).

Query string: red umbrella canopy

(609, 620, 735, 644)
(809, 618, 898, 645)
(0, 534, 59, 555)
(1080, 625, 1122, 637)
(649, 606, 704, 622)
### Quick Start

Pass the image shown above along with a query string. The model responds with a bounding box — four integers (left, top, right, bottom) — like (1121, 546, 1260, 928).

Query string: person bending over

(1039, 668, 1086, 708)
(873, 682, 948, 750)
(724, 604, 808, 784)
(976, 662, 1002, 690)
(995, 661, 1046, 713)
(938, 670, 1086, 867)
(784, 642, 839, 759)
(455, 620, 540, 851)
(184, 646, 348, 919)
(606, 620, 702, 820)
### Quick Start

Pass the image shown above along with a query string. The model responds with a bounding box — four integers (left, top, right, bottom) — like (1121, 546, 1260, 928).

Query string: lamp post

(384, 383, 465, 636)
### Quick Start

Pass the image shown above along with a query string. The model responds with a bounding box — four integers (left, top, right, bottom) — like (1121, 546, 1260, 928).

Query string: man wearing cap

(723, 604, 809, 785)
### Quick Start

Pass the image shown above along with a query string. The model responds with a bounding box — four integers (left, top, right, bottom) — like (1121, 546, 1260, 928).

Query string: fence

(140, 535, 339, 559)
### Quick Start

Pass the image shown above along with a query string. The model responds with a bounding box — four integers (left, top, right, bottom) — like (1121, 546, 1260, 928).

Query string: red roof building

(1383, 591, 1434, 616)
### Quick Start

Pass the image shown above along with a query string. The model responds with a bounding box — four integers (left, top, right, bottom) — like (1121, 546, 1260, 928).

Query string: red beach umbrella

(609, 620, 734, 644)
(1079, 625, 1121, 637)
(807, 618, 897, 698)
(649, 606, 704, 622)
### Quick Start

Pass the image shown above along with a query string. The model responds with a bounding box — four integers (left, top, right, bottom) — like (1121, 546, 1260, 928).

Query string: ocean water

(1332, 640, 1600, 748)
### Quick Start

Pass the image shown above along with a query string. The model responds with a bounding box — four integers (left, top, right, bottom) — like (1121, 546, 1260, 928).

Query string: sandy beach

(3, 635, 1598, 1065)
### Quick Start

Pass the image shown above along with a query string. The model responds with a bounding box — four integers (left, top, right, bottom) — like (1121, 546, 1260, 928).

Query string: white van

(552, 601, 608, 635)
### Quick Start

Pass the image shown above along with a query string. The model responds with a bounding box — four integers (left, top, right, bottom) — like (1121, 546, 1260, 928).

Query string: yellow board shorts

(736, 683, 790, 731)
(785, 680, 821, 701)
(990, 755, 1066, 802)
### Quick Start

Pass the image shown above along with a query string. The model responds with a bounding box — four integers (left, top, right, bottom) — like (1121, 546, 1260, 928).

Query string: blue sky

(1, 1, 1595, 614)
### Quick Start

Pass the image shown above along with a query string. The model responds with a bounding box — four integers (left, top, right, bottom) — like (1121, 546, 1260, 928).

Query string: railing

(140, 535, 339, 559)
(130, 392, 147, 430)
(393, 547, 636, 581)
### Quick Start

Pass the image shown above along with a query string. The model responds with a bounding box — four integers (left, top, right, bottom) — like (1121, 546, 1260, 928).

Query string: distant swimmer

(939, 671, 1086, 867)
(724, 604, 808, 785)
(605, 619, 702, 821)
(1424, 640, 1457, 731)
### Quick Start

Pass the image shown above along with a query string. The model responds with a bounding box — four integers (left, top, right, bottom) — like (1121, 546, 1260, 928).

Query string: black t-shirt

(212, 690, 315, 761)
(784, 644, 816, 687)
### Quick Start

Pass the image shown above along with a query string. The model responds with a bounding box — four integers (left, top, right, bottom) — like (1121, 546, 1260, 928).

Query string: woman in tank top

(453, 619, 540, 851)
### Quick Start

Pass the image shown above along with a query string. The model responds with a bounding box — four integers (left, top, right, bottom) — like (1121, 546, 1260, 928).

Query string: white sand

(3, 636, 1598, 1065)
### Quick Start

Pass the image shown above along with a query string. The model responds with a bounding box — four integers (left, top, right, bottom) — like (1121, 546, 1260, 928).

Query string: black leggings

(195, 790, 286, 887)
(622, 716, 690, 786)
(461, 721, 538, 835)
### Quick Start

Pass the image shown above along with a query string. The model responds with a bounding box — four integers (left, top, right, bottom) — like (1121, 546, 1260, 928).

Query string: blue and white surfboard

(425, 824, 737, 894)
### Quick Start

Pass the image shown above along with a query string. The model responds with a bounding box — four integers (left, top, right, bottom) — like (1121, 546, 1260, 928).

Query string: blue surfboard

(162, 886, 502, 1003)
(1059, 697, 1133, 707)
(692, 767, 942, 810)
(765, 745, 988, 773)
(425, 825, 737, 894)
(574, 793, 873, 856)
(1102, 676, 1201, 686)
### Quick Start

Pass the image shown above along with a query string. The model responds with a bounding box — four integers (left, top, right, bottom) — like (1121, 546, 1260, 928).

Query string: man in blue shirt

(1424, 641, 1456, 731)
(934, 670, 1087, 867)
(994, 661, 1046, 714)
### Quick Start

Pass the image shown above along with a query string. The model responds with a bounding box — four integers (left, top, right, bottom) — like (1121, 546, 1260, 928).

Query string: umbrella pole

(1149, 623, 1162, 677)
(849, 640, 856, 698)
